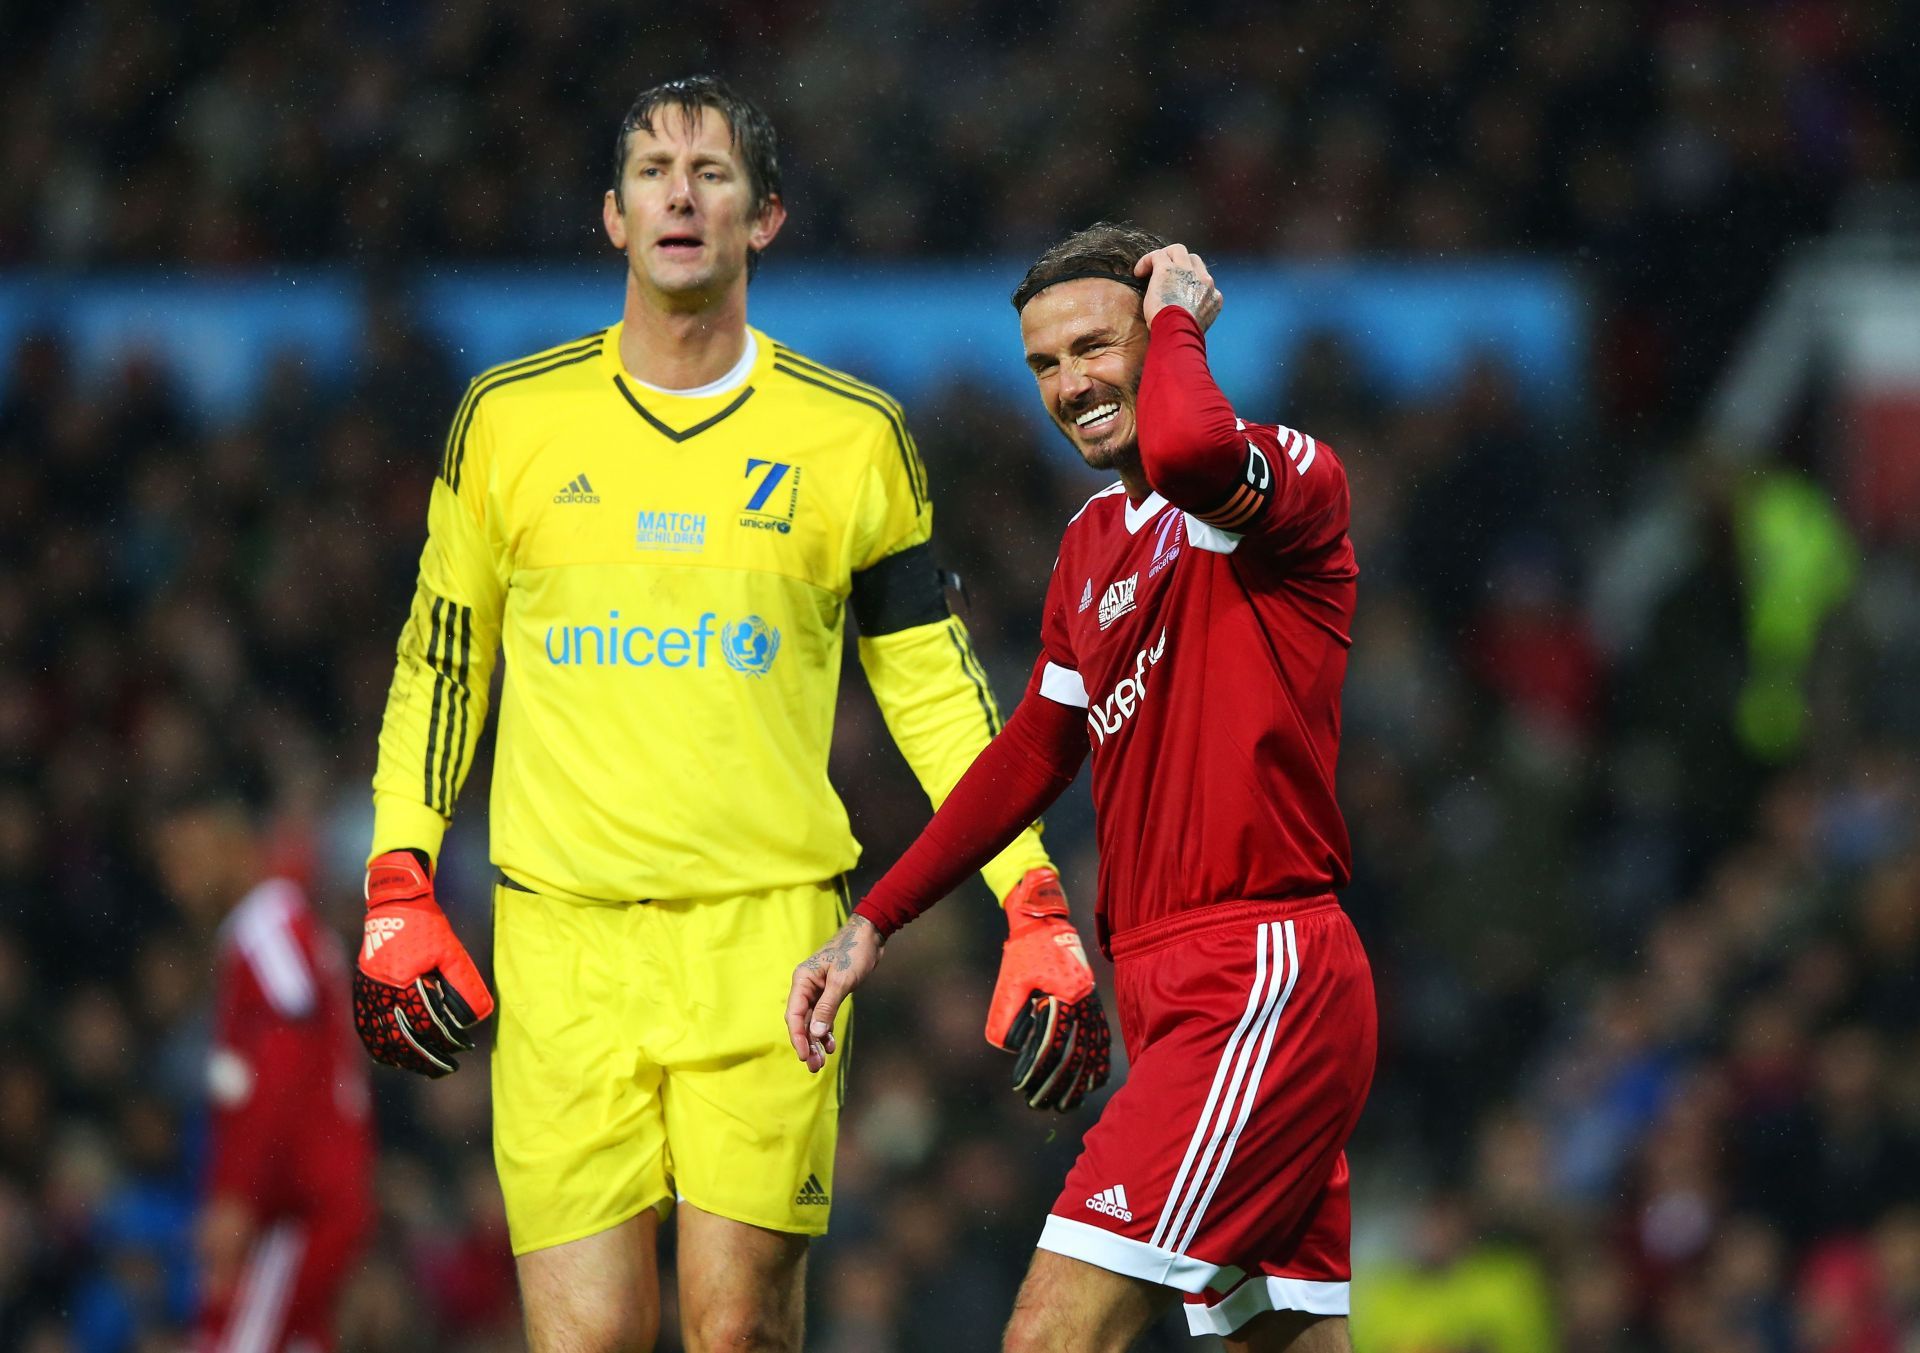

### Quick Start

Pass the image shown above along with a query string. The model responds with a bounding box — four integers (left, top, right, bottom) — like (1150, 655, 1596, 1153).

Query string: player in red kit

(788, 223, 1374, 1352)
(153, 792, 376, 1353)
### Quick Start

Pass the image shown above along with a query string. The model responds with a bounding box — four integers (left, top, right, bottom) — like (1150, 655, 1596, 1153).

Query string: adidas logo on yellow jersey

(554, 473, 600, 505)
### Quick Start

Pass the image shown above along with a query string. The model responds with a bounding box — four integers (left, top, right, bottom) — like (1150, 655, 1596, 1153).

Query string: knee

(685, 1303, 797, 1353)
(1003, 1301, 1074, 1353)
(528, 1305, 655, 1353)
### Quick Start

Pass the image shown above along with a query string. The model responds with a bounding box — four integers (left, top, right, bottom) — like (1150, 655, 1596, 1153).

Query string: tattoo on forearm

(1159, 266, 1208, 312)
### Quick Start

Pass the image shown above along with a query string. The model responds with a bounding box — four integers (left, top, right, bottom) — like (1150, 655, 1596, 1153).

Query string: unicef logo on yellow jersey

(721, 616, 781, 676)
(543, 611, 780, 676)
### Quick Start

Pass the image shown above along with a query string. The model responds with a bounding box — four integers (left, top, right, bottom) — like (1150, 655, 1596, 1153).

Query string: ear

(603, 189, 627, 251)
(748, 193, 787, 254)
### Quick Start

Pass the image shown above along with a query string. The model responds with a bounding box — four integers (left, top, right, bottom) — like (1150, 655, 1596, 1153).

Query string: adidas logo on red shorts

(1085, 1184, 1133, 1222)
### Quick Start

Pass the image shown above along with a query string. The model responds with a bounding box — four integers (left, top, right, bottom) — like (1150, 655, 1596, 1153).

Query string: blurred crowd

(4, 0, 1920, 1351)
(4, 0, 1918, 427)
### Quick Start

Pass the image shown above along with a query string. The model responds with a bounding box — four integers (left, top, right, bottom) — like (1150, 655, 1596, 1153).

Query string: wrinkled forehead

(1019, 278, 1147, 359)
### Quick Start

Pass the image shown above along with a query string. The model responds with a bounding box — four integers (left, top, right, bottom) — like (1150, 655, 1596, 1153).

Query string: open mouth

(655, 234, 704, 256)
(1072, 401, 1120, 433)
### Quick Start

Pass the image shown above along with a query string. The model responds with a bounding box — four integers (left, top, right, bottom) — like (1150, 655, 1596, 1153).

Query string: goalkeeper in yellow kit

(350, 77, 1110, 1353)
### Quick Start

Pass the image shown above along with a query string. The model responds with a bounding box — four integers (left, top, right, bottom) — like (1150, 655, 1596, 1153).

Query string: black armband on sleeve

(851, 542, 950, 635)
(1191, 438, 1275, 532)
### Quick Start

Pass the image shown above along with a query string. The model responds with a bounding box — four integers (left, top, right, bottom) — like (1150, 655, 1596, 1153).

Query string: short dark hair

(612, 76, 782, 216)
(1011, 221, 1170, 312)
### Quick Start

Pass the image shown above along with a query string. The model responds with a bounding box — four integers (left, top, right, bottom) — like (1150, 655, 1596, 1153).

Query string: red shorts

(1038, 899, 1376, 1337)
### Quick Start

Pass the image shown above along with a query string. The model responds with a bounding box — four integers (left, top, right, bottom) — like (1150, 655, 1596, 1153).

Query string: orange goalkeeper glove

(353, 850, 494, 1078)
(985, 868, 1112, 1112)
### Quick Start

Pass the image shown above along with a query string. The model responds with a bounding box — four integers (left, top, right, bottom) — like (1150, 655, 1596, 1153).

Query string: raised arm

(1135, 245, 1349, 554)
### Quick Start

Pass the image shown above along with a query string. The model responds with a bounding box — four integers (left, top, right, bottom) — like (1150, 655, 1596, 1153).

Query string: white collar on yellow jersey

(622, 331, 759, 400)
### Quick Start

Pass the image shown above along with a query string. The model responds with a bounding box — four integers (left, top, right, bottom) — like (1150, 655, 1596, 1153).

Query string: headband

(1017, 269, 1148, 309)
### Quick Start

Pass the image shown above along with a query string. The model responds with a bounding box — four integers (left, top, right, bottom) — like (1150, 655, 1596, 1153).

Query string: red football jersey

(1026, 419, 1356, 949)
(207, 878, 375, 1228)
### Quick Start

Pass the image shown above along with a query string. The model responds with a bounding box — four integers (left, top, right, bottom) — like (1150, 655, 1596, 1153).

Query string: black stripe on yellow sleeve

(438, 334, 603, 483)
(435, 603, 471, 814)
(451, 604, 474, 812)
(771, 348, 928, 507)
(851, 542, 949, 635)
(423, 596, 448, 811)
(957, 628, 1005, 734)
(776, 348, 931, 506)
(945, 621, 1002, 737)
(773, 344, 907, 418)
(442, 337, 605, 491)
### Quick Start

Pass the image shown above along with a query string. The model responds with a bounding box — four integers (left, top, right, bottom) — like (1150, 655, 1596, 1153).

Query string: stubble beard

(1054, 404, 1140, 476)
(635, 249, 739, 314)
(1078, 434, 1140, 475)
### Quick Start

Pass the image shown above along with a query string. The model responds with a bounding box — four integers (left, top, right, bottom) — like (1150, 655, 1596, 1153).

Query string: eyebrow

(634, 147, 732, 167)
(1025, 327, 1117, 369)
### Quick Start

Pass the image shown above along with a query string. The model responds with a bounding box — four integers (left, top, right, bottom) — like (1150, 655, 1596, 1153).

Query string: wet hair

(612, 76, 782, 277)
(1011, 221, 1170, 312)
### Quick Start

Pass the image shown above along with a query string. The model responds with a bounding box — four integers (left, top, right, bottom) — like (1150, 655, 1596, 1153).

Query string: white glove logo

(1052, 931, 1089, 969)
(363, 915, 406, 961)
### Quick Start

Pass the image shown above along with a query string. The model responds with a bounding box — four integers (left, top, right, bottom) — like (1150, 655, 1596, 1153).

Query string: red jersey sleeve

(1029, 544, 1092, 710)
(852, 560, 1092, 936)
(206, 897, 321, 1217)
(1136, 307, 1349, 559)
(206, 963, 289, 1214)
(852, 685, 1087, 936)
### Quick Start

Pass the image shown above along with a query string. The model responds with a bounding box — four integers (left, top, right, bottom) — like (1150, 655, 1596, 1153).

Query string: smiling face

(1020, 278, 1151, 472)
(602, 103, 786, 312)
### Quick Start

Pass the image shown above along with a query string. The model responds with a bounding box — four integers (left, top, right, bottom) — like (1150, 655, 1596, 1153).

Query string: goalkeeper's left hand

(986, 868, 1111, 1112)
(353, 850, 494, 1078)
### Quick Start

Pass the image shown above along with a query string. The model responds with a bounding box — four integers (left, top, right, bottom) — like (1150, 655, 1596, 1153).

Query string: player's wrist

(850, 898, 898, 940)
(365, 849, 434, 909)
(1003, 866, 1070, 931)
(1149, 305, 1200, 334)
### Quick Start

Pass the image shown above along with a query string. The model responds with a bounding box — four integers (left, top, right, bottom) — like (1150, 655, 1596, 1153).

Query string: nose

(1057, 361, 1095, 407)
(665, 167, 696, 213)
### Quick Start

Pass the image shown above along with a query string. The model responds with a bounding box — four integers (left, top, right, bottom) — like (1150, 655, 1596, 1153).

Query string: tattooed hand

(1133, 243, 1224, 331)
(787, 914, 883, 1072)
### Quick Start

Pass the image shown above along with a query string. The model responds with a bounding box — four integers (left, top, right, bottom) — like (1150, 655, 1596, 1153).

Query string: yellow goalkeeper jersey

(371, 323, 1050, 904)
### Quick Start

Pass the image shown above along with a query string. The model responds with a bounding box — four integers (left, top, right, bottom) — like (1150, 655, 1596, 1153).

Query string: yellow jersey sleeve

(804, 361, 1050, 904)
(369, 378, 510, 863)
(848, 425, 929, 568)
(859, 616, 1053, 902)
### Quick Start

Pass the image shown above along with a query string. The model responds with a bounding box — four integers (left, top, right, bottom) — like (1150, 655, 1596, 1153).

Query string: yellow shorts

(489, 876, 852, 1255)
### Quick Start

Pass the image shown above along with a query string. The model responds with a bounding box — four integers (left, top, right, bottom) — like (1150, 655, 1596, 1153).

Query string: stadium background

(4, 2, 1919, 1350)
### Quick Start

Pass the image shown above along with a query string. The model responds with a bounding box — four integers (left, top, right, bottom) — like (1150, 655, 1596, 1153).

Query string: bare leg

(1001, 1248, 1176, 1353)
(517, 1210, 661, 1353)
(675, 1201, 809, 1352)
(1227, 1310, 1350, 1353)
